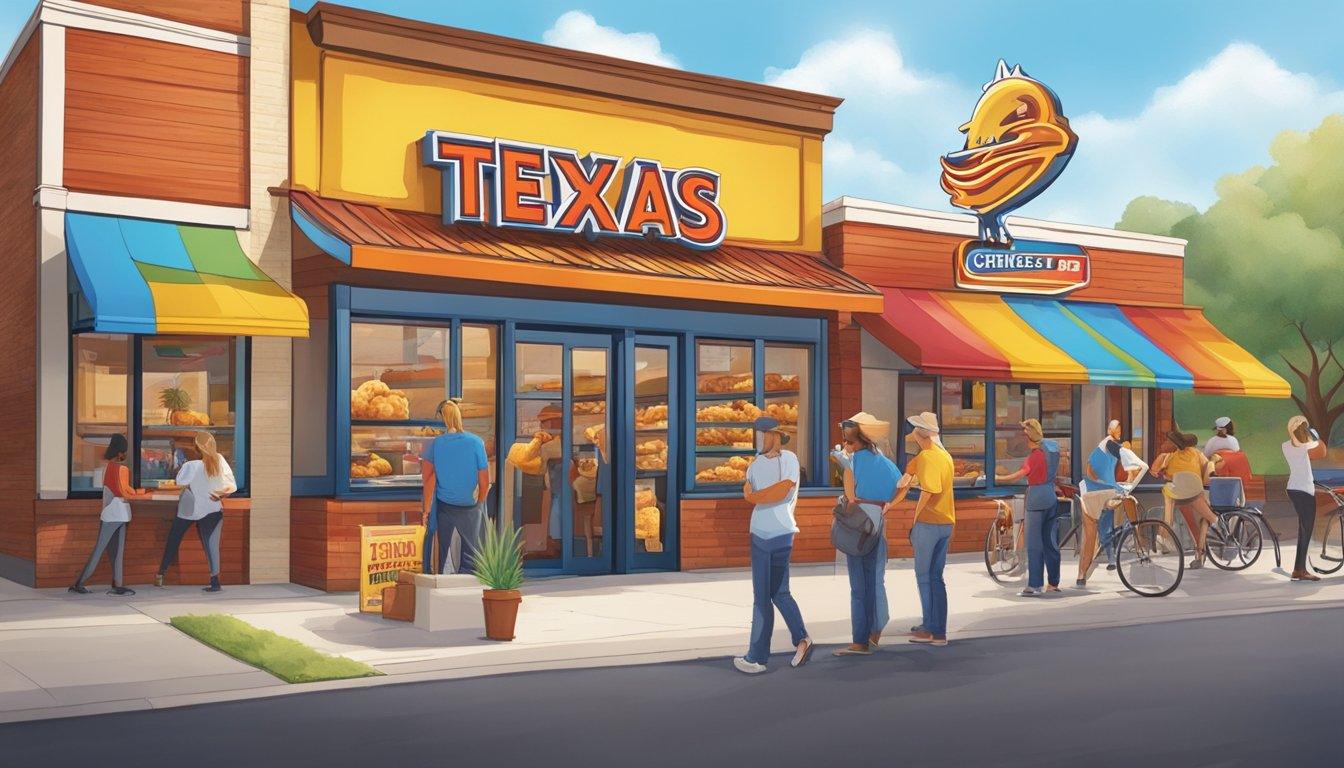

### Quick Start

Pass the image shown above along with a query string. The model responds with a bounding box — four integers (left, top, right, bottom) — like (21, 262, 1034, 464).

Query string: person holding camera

(1284, 415, 1328, 582)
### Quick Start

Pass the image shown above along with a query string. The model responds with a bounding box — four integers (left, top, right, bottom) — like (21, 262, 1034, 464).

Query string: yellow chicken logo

(940, 60, 1078, 243)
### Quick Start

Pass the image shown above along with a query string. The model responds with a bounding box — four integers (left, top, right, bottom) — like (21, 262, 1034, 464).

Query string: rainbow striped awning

(859, 288, 1288, 397)
(67, 213, 308, 337)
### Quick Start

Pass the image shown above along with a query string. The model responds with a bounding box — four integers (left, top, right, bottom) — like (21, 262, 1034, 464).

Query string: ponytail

(195, 431, 221, 478)
(438, 399, 464, 433)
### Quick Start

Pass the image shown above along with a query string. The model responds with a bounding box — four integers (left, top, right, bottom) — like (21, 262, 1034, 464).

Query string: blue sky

(4, 1, 1343, 226)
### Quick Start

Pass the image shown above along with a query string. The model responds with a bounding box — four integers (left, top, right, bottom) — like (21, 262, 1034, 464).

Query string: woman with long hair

(421, 399, 490, 574)
(155, 431, 236, 592)
(1283, 415, 1327, 581)
(70, 434, 144, 595)
(832, 413, 904, 656)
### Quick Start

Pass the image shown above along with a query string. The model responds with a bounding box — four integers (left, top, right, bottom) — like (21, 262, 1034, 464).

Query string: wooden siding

(34, 498, 250, 587)
(828, 318, 862, 448)
(82, 1, 249, 36)
(824, 221, 1185, 306)
(0, 38, 39, 564)
(63, 29, 247, 207)
(680, 494, 1000, 570)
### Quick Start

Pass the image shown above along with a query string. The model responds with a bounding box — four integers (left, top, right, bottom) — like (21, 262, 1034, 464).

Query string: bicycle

(987, 473, 1184, 597)
(1308, 482, 1344, 575)
(1143, 477, 1266, 571)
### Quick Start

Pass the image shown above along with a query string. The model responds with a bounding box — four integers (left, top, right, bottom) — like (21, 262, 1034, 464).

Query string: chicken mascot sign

(940, 60, 1089, 295)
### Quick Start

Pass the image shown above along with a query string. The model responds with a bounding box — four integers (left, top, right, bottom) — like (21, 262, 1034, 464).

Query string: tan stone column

(245, 0, 293, 583)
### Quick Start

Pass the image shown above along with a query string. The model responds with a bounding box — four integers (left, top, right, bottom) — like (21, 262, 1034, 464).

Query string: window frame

(68, 332, 250, 498)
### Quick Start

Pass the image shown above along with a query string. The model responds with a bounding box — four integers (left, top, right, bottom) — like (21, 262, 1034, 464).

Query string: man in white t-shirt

(734, 417, 812, 674)
(1203, 416, 1241, 457)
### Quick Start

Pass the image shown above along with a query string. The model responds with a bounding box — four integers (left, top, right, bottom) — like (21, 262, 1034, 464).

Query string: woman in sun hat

(1283, 415, 1327, 581)
(832, 412, 904, 656)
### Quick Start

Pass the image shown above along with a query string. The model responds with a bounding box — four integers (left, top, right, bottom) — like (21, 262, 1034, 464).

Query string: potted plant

(159, 384, 191, 425)
(474, 519, 524, 641)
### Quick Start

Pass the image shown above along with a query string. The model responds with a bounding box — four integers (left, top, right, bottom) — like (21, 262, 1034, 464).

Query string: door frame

(623, 333, 679, 572)
(512, 329, 615, 576)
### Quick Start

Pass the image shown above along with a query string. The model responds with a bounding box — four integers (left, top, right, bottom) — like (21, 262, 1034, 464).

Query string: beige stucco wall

(245, 0, 293, 583)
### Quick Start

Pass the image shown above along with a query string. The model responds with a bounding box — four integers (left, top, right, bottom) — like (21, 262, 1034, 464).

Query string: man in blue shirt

(421, 400, 490, 574)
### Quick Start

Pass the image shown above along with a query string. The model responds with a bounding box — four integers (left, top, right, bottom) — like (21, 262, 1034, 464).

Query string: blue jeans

(435, 501, 486, 575)
(1097, 508, 1116, 564)
(747, 534, 808, 665)
(911, 522, 952, 637)
(845, 533, 890, 645)
(1025, 506, 1061, 589)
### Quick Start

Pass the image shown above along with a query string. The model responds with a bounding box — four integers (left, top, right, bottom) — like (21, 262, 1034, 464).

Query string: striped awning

(66, 213, 309, 337)
(859, 288, 1289, 397)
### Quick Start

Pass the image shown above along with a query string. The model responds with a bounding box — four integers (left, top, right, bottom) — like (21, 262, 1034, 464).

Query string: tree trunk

(1283, 322, 1344, 445)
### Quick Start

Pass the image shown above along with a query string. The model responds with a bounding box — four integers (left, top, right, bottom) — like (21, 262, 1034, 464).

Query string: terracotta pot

(482, 589, 521, 641)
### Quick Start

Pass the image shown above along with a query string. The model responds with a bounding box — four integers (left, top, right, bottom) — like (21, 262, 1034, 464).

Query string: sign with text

(421, 130, 727, 250)
(955, 239, 1090, 294)
(358, 524, 425, 613)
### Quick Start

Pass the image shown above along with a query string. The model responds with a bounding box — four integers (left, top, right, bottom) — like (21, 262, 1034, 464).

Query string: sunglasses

(838, 420, 858, 430)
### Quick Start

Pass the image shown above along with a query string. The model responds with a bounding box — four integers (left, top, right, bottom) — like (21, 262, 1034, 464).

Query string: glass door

(507, 331, 613, 574)
(631, 337, 677, 570)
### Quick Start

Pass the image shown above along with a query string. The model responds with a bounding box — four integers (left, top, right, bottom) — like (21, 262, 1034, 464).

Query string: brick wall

(680, 494, 1001, 569)
(291, 498, 419, 591)
(0, 37, 39, 571)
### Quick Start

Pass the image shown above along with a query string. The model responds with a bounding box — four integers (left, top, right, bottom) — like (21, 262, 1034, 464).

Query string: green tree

(1117, 115, 1344, 453)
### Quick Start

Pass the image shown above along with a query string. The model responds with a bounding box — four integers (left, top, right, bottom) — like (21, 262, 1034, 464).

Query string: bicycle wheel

(1309, 510, 1344, 575)
(1205, 510, 1262, 571)
(985, 520, 1025, 584)
(1115, 519, 1184, 597)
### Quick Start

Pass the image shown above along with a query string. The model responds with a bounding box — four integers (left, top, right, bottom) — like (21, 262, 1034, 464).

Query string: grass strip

(170, 614, 383, 684)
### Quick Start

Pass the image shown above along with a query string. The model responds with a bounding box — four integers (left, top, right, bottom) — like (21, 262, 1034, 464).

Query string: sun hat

(1214, 416, 1231, 430)
(1020, 419, 1044, 442)
(842, 411, 891, 441)
(906, 411, 940, 434)
(1163, 471, 1204, 502)
(753, 416, 791, 445)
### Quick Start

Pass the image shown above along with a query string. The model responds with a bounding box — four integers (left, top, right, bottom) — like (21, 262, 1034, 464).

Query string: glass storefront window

(1129, 389, 1148, 462)
(351, 322, 448, 421)
(72, 334, 130, 492)
(1041, 384, 1073, 481)
(349, 320, 499, 491)
(692, 340, 811, 488)
(940, 379, 986, 429)
(140, 337, 238, 488)
(71, 334, 243, 493)
(635, 346, 669, 553)
(994, 384, 1039, 485)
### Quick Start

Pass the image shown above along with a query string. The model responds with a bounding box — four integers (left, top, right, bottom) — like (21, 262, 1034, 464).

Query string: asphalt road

(5, 607, 1340, 768)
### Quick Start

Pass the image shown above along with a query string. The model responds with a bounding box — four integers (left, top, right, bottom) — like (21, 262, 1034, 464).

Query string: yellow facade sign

(291, 26, 823, 251)
(358, 524, 424, 613)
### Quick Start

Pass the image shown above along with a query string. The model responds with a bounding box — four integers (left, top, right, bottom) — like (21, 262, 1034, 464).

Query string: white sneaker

(1018, 587, 1042, 597)
(733, 657, 767, 674)
(791, 638, 814, 668)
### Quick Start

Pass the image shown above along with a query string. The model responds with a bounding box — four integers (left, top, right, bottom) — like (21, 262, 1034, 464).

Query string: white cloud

(766, 34, 1344, 228)
(542, 11, 680, 69)
(1016, 43, 1344, 226)
(764, 30, 972, 211)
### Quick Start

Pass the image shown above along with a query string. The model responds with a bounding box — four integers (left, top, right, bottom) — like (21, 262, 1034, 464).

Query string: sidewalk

(3, 547, 1342, 723)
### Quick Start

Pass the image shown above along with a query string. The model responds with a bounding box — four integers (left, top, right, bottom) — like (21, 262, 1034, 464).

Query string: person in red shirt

(995, 419, 1062, 596)
(70, 434, 147, 595)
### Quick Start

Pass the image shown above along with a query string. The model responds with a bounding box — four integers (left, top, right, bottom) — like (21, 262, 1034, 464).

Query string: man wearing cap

(734, 417, 812, 674)
(903, 412, 956, 646)
(1203, 417, 1239, 457)
(995, 419, 1062, 596)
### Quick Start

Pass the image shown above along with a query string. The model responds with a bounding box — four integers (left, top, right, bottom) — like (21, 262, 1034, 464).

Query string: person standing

(421, 400, 490, 575)
(1076, 422, 1147, 587)
(905, 412, 955, 647)
(1203, 417, 1240, 457)
(70, 434, 143, 596)
(832, 413, 904, 657)
(994, 419, 1061, 596)
(1283, 415, 1327, 582)
(733, 417, 811, 674)
(155, 432, 236, 592)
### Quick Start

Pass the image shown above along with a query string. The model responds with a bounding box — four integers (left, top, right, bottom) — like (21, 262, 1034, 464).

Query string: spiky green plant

(159, 386, 191, 411)
(473, 519, 524, 591)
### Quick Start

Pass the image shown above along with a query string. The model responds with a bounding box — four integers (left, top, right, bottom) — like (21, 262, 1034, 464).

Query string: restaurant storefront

(823, 196, 1291, 553)
(283, 4, 880, 588)
(0, 0, 303, 588)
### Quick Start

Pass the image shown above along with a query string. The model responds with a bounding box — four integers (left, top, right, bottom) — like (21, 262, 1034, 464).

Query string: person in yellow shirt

(900, 412, 955, 646)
